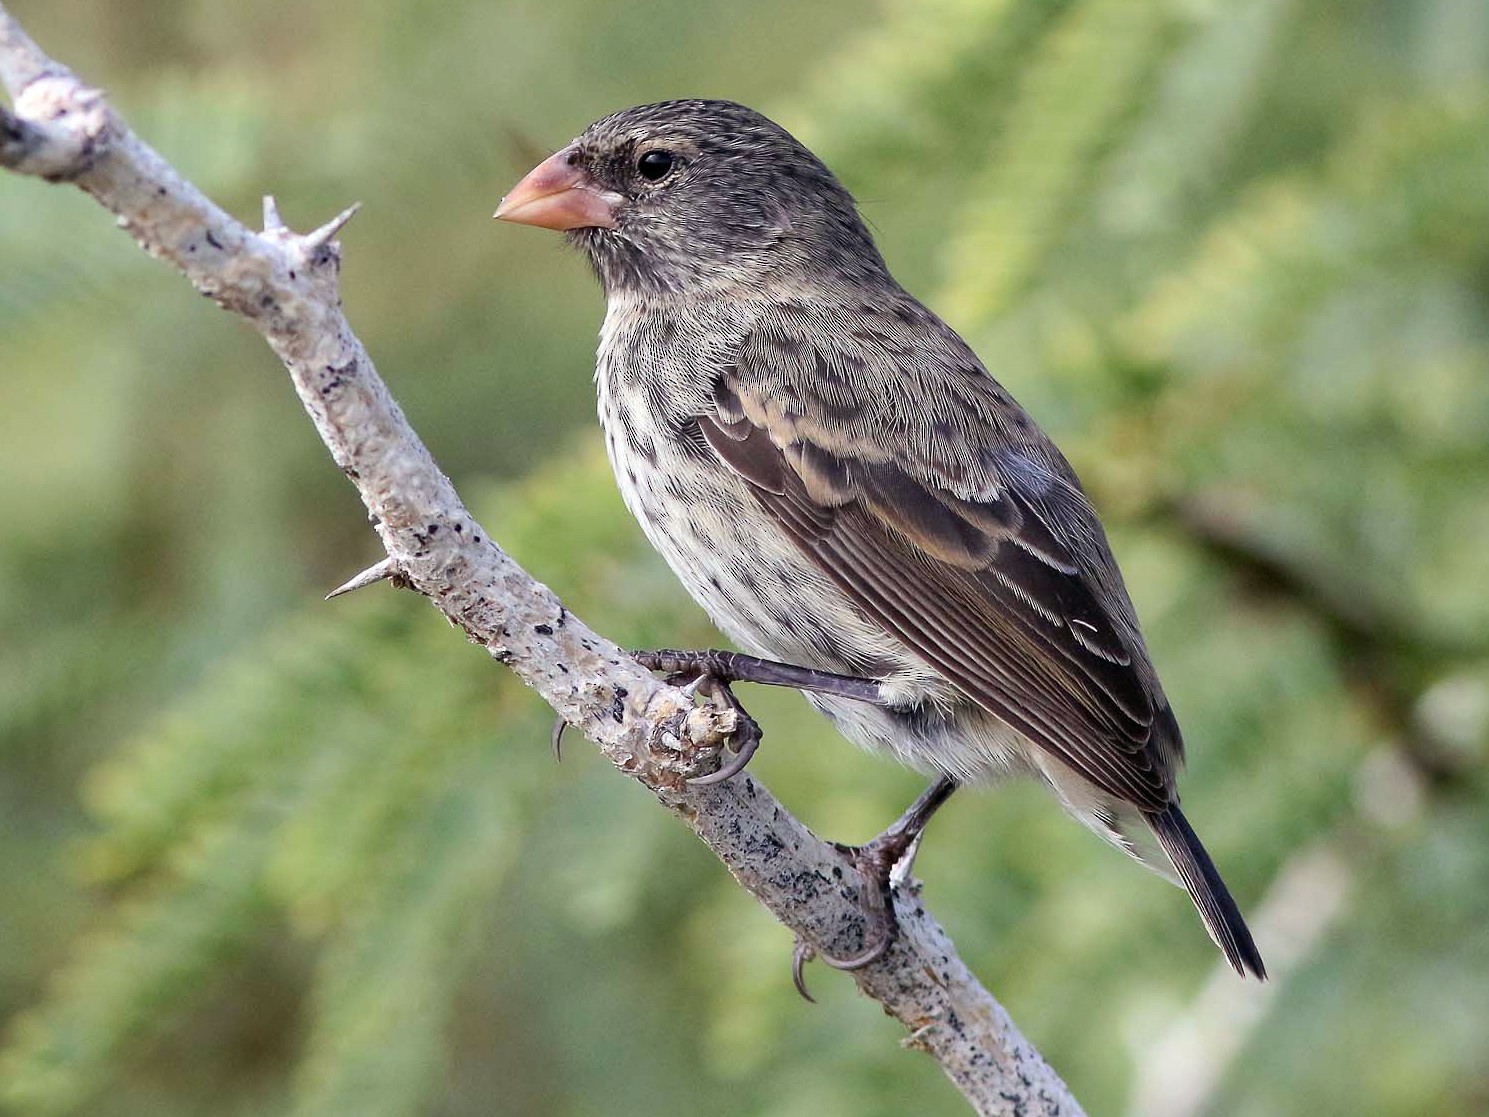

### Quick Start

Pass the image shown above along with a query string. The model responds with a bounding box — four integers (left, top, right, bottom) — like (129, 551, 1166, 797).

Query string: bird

(495, 99, 1265, 985)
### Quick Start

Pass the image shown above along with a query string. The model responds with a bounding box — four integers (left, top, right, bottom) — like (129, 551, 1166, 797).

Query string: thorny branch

(0, 7, 1085, 1115)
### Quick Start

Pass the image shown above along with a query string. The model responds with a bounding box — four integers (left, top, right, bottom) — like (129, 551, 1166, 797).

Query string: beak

(494, 147, 619, 231)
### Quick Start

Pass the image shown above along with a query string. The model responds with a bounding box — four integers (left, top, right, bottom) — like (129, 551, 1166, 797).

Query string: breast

(594, 298, 922, 684)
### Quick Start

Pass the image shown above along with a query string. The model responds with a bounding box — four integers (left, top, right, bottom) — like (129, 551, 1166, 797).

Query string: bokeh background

(2, 0, 1487, 1114)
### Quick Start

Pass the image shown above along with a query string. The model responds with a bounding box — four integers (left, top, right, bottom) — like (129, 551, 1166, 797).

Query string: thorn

(325, 557, 397, 600)
(302, 201, 362, 251)
(262, 195, 285, 232)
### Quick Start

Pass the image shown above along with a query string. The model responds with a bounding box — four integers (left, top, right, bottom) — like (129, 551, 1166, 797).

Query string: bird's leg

(550, 654, 790, 773)
(549, 666, 760, 773)
(793, 775, 958, 1001)
(632, 649, 883, 785)
(633, 649, 886, 704)
(626, 651, 790, 785)
(633, 649, 956, 995)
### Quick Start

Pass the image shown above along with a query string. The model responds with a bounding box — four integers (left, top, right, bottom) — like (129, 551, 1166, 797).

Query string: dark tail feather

(1148, 804, 1267, 980)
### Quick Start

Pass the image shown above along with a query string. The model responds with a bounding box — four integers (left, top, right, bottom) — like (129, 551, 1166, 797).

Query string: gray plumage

(539, 99, 1263, 978)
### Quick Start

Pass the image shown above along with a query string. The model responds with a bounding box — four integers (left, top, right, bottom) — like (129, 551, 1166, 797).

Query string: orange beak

(494, 147, 619, 231)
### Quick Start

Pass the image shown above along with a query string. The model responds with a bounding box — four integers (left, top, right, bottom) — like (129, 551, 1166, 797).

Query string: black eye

(636, 150, 676, 182)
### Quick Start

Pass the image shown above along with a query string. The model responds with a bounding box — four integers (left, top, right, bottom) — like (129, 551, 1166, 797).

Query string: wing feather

(697, 302, 1180, 809)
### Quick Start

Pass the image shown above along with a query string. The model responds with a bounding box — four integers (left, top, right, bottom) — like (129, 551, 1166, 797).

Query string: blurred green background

(2, 0, 1487, 1114)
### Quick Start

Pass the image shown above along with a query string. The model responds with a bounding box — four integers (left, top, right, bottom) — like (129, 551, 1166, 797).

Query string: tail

(1148, 804, 1267, 979)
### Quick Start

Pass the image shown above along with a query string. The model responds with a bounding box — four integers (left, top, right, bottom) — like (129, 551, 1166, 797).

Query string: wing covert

(699, 303, 1178, 809)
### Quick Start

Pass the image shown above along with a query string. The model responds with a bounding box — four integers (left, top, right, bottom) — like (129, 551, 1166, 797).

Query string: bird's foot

(632, 651, 764, 784)
(550, 651, 779, 768)
(630, 647, 885, 782)
(681, 672, 763, 785)
(791, 775, 957, 1001)
(790, 828, 922, 1000)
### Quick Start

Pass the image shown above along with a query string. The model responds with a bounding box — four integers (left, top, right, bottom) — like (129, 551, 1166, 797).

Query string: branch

(0, 10, 1084, 1115)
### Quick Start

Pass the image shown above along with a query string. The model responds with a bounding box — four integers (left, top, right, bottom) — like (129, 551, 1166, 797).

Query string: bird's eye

(636, 150, 676, 182)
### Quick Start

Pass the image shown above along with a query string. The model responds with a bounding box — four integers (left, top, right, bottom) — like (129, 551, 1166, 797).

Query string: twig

(0, 7, 1084, 1115)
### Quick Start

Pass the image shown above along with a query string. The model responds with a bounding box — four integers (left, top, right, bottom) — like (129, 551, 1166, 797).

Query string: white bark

(0, 9, 1085, 1114)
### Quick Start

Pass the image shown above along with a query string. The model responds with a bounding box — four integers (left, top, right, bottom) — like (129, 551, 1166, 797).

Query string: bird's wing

(699, 298, 1178, 809)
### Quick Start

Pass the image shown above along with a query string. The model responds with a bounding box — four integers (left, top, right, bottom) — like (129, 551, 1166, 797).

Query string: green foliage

(2, 0, 1487, 1115)
(0, 450, 672, 1116)
(1, 799, 277, 1114)
(288, 749, 516, 1117)
(940, 0, 1179, 319)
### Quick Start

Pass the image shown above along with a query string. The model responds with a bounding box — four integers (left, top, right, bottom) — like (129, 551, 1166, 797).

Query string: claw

(551, 713, 568, 762)
(816, 922, 896, 971)
(685, 677, 763, 785)
(790, 908, 896, 1001)
(687, 721, 760, 785)
(636, 655, 764, 785)
(791, 938, 818, 1003)
(676, 672, 709, 697)
(785, 776, 957, 996)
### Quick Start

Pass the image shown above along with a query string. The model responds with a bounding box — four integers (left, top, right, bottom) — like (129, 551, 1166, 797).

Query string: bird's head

(496, 99, 885, 298)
